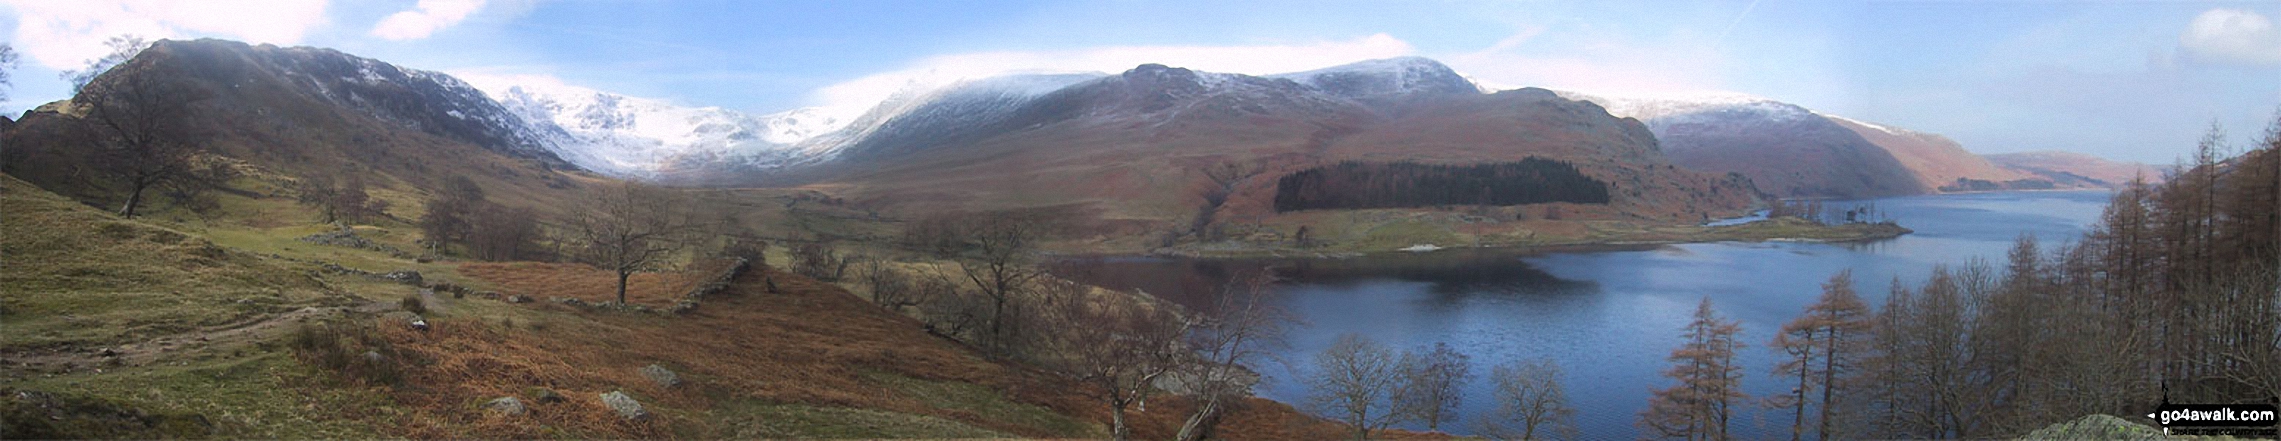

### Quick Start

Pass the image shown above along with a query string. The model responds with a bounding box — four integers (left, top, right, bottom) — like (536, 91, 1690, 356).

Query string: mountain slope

(775, 60, 1760, 244)
(1569, 92, 2085, 198)
(1575, 92, 1925, 198)
(1986, 150, 2164, 187)
(1819, 114, 2039, 191)
(1, 39, 597, 216)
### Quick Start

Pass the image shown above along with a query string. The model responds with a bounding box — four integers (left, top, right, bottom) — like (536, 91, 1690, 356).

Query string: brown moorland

(405, 264, 1432, 439)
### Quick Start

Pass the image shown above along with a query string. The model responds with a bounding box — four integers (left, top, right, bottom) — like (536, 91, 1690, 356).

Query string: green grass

(6, 352, 392, 439)
(0, 175, 355, 351)
(861, 370, 1103, 438)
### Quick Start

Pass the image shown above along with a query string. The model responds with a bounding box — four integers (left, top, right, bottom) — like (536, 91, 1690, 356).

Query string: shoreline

(1052, 217, 1913, 261)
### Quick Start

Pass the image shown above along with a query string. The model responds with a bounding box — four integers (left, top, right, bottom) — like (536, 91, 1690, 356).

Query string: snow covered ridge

(455, 74, 851, 178)
(451, 57, 1499, 179)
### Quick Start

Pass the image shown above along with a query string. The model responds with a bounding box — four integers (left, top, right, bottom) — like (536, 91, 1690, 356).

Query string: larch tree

(1641, 297, 1746, 441)
(1769, 270, 1871, 441)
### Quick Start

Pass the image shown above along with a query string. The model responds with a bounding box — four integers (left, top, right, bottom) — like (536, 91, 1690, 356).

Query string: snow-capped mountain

(1269, 56, 1481, 101)
(457, 75, 851, 178)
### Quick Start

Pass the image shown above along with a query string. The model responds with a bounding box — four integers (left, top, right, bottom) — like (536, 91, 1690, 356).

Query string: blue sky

(4, 0, 2277, 164)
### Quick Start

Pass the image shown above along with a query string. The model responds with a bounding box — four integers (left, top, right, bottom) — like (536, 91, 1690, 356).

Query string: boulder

(640, 364, 681, 388)
(599, 391, 646, 420)
(483, 396, 526, 416)
(380, 270, 423, 285)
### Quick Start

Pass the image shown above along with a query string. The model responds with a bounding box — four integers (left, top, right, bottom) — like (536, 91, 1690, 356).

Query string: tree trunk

(1110, 403, 1130, 441)
(617, 270, 631, 306)
(1175, 397, 1223, 441)
(118, 183, 146, 218)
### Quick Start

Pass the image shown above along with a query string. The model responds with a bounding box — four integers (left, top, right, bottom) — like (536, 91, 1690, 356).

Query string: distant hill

(1985, 150, 2165, 188)
(1566, 92, 2096, 198)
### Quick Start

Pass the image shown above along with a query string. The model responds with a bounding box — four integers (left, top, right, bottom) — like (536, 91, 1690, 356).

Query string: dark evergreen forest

(1273, 159, 1610, 212)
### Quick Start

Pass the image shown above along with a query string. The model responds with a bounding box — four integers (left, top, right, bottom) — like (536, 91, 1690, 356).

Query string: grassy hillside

(1, 171, 1402, 439)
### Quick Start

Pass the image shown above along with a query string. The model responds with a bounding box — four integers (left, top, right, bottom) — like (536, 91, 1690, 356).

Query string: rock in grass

(640, 364, 681, 388)
(600, 391, 646, 420)
(483, 396, 526, 416)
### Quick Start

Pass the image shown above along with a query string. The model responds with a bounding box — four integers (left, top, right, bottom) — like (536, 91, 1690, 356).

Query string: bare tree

(1478, 357, 1576, 441)
(467, 204, 542, 261)
(1175, 269, 1291, 441)
(71, 36, 211, 218)
(1640, 297, 1745, 441)
(1393, 341, 1473, 432)
(565, 181, 696, 306)
(1042, 280, 1189, 441)
(419, 176, 485, 252)
(1307, 333, 1404, 441)
(64, 35, 147, 93)
(945, 210, 1053, 355)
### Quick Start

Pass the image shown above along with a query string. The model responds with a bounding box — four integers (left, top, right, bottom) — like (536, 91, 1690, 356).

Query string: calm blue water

(1054, 190, 2115, 439)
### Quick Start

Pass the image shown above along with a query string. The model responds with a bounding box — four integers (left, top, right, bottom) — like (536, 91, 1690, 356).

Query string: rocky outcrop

(482, 397, 526, 416)
(599, 391, 646, 421)
(640, 364, 681, 388)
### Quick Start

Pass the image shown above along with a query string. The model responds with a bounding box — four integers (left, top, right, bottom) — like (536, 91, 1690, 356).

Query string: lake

(1052, 190, 2116, 439)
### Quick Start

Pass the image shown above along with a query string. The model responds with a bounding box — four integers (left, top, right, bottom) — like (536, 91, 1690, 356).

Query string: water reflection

(1053, 190, 2116, 439)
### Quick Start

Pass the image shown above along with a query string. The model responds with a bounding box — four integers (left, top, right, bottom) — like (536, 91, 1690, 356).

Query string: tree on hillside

(1175, 269, 1291, 441)
(1478, 357, 1576, 441)
(565, 181, 696, 306)
(296, 173, 387, 223)
(1768, 270, 1871, 441)
(1308, 333, 1405, 441)
(944, 210, 1055, 356)
(419, 176, 485, 252)
(72, 38, 213, 218)
(1393, 341, 1473, 432)
(1042, 280, 1189, 441)
(466, 203, 542, 261)
(1640, 297, 1746, 441)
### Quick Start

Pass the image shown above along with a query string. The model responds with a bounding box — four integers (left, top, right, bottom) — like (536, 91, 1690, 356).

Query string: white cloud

(5, 0, 330, 69)
(2179, 8, 2281, 67)
(371, 0, 485, 41)
(807, 33, 1415, 117)
(1445, 27, 1734, 98)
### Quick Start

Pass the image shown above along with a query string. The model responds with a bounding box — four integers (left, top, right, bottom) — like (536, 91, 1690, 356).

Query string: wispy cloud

(2179, 8, 2281, 67)
(4, 0, 330, 69)
(371, 0, 485, 41)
